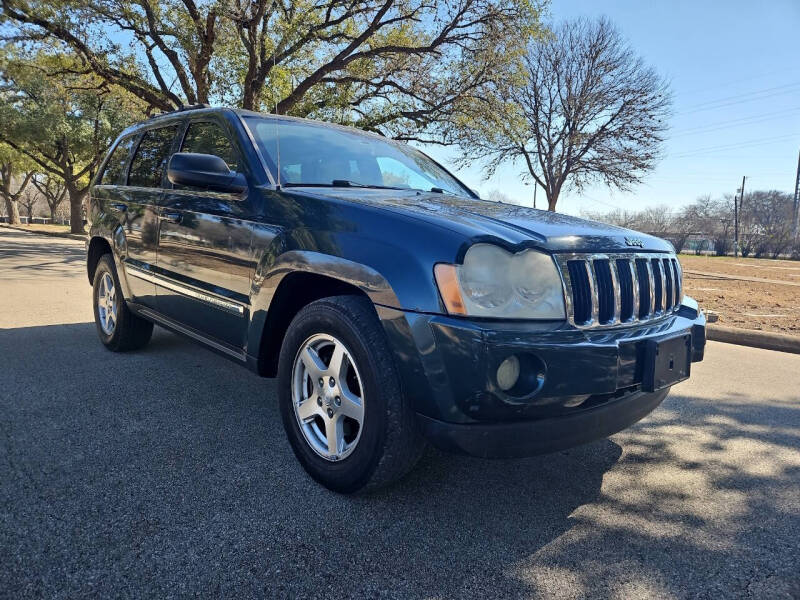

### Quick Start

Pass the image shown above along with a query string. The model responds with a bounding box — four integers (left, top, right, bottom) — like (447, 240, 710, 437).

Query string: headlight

(434, 244, 566, 319)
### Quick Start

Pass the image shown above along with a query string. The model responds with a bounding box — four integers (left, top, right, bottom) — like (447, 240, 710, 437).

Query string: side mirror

(167, 153, 247, 193)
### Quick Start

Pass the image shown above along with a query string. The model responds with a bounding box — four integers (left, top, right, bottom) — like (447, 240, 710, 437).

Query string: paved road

(1, 226, 799, 599)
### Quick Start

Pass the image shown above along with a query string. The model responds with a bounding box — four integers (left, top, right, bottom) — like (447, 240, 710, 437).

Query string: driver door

(155, 117, 256, 350)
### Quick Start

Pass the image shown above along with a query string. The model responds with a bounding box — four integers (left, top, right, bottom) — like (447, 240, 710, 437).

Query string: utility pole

(734, 175, 746, 258)
(533, 183, 537, 209)
(793, 149, 800, 240)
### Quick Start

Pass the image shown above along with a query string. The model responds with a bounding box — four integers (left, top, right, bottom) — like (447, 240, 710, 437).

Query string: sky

(422, 0, 800, 216)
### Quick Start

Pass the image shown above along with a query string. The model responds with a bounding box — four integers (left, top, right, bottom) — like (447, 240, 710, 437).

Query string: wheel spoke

(328, 342, 346, 379)
(297, 397, 319, 422)
(326, 416, 343, 456)
(338, 387, 364, 423)
(300, 346, 326, 380)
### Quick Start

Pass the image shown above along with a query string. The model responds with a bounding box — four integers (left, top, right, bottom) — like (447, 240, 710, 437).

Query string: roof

(117, 105, 390, 142)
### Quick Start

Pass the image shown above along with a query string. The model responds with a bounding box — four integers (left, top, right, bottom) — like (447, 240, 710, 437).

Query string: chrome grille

(555, 253, 683, 328)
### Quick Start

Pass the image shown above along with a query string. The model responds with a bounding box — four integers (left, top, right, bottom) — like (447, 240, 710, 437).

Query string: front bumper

(418, 387, 670, 458)
(381, 297, 705, 458)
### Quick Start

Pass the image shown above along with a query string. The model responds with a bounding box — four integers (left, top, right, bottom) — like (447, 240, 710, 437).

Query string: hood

(298, 188, 674, 253)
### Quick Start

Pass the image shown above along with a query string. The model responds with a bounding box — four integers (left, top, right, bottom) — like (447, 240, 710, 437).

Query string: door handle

(109, 202, 127, 212)
(160, 211, 182, 224)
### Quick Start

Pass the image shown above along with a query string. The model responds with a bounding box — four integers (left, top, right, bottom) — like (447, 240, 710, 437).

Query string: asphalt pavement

(1, 226, 799, 599)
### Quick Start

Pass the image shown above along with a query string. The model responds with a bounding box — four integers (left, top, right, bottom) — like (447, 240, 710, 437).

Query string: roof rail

(153, 103, 213, 118)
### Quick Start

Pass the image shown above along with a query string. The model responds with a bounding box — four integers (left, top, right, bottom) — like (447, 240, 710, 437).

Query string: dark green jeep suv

(86, 106, 706, 493)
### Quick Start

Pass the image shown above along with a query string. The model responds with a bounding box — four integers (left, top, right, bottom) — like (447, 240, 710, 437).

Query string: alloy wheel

(291, 333, 365, 461)
(97, 272, 118, 335)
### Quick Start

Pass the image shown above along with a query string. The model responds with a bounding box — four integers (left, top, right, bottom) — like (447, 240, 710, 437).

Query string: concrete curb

(0, 223, 86, 241)
(707, 324, 800, 355)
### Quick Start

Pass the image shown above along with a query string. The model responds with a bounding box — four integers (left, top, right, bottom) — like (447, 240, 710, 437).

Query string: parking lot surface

(1, 227, 799, 599)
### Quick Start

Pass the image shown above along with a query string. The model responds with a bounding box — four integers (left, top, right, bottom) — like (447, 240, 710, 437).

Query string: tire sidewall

(278, 299, 389, 493)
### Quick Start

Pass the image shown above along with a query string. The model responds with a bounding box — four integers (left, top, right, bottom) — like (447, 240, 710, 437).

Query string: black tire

(92, 254, 153, 352)
(278, 295, 425, 493)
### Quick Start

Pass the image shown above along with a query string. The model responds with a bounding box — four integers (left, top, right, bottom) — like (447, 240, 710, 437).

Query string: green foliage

(0, 44, 148, 231)
(2, 0, 547, 140)
(0, 48, 146, 190)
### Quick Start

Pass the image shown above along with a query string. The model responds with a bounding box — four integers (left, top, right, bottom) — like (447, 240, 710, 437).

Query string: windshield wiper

(282, 180, 404, 190)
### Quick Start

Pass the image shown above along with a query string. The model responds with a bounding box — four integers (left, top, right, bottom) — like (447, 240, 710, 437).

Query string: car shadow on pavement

(1, 322, 798, 598)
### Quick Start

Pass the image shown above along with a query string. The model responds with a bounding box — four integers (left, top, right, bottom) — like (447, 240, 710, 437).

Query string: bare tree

(455, 17, 670, 211)
(746, 190, 794, 259)
(581, 208, 641, 229)
(18, 186, 40, 221)
(32, 173, 66, 222)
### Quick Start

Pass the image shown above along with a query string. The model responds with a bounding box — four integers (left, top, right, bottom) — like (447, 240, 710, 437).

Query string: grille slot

(557, 252, 682, 328)
(566, 260, 592, 325)
(615, 259, 634, 322)
(662, 258, 674, 310)
(651, 258, 664, 313)
(635, 258, 651, 318)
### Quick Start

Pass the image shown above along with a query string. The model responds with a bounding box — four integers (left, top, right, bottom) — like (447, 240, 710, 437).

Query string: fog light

(496, 355, 521, 391)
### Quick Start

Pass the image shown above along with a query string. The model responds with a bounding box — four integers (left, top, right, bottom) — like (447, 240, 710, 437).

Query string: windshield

(244, 117, 473, 197)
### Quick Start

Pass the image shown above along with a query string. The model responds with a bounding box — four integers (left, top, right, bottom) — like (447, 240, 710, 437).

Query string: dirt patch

(680, 254, 800, 334)
(680, 254, 800, 283)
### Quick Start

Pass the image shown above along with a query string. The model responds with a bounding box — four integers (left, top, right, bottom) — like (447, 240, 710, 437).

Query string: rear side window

(128, 126, 178, 188)
(180, 121, 241, 172)
(100, 135, 135, 185)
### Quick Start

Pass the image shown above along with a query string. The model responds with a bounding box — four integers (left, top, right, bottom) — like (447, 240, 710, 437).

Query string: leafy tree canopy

(1, 0, 546, 141)
(0, 46, 147, 231)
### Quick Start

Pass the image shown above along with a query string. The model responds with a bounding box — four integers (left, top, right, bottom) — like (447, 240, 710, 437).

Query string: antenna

(272, 10, 281, 191)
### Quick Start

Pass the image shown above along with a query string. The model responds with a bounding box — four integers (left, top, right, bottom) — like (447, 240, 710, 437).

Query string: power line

(681, 81, 800, 112)
(668, 133, 800, 159)
(578, 194, 625, 211)
(678, 66, 800, 96)
(671, 107, 800, 137)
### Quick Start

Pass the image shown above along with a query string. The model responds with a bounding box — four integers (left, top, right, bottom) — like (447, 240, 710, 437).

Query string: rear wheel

(277, 295, 424, 493)
(92, 254, 153, 352)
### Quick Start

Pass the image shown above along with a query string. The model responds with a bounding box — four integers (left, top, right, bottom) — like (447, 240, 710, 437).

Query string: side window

(100, 135, 135, 185)
(180, 121, 241, 172)
(128, 126, 178, 188)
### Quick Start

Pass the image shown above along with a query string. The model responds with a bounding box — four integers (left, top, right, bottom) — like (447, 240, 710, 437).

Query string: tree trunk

(547, 189, 559, 211)
(67, 186, 87, 234)
(50, 206, 57, 222)
(547, 183, 561, 212)
(3, 196, 21, 224)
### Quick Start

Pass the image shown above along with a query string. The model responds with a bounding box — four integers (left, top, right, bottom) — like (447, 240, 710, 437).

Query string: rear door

(115, 124, 180, 307)
(155, 116, 255, 349)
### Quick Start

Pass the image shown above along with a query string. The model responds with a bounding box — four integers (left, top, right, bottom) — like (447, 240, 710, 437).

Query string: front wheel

(92, 254, 153, 352)
(277, 295, 424, 493)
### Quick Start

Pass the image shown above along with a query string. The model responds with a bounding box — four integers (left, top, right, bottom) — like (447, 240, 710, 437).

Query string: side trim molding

(125, 263, 246, 316)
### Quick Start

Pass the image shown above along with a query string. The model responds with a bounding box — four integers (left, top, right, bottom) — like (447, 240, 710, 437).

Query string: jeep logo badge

(625, 237, 644, 248)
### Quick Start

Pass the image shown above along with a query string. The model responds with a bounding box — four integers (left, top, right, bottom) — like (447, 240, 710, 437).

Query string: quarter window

(100, 135, 135, 185)
(180, 121, 241, 172)
(128, 126, 178, 188)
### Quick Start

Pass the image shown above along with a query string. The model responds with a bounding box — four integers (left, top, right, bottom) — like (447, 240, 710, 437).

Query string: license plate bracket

(642, 333, 692, 392)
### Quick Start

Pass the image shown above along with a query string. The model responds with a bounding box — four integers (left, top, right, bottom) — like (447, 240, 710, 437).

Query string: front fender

(246, 249, 404, 357)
